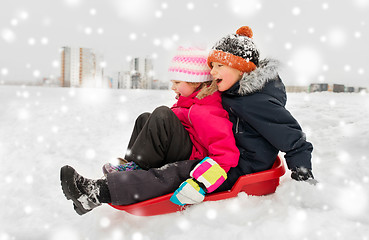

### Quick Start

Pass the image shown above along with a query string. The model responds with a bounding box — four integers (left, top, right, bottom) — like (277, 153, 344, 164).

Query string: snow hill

(0, 85, 368, 240)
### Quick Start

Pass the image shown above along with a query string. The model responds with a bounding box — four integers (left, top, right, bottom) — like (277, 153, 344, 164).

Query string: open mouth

(216, 79, 223, 84)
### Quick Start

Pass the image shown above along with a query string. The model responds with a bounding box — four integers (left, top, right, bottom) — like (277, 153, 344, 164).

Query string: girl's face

(171, 80, 200, 99)
(210, 62, 243, 92)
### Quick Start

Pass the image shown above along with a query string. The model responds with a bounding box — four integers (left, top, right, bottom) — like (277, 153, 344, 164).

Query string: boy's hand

(291, 167, 318, 185)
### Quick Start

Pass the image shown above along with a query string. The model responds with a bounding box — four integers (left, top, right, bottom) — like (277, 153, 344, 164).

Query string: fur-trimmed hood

(237, 58, 280, 95)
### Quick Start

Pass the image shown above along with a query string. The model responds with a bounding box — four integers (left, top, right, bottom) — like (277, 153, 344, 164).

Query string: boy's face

(171, 80, 199, 99)
(210, 62, 243, 92)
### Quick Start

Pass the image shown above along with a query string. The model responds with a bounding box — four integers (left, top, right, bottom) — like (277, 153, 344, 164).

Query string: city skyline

(1, 0, 369, 88)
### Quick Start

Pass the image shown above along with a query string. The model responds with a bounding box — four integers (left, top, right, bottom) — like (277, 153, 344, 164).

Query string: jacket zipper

(229, 107, 240, 133)
(235, 117, 240, 134)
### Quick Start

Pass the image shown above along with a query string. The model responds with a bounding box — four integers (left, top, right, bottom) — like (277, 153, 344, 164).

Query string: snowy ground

(0, 85, 368, 240)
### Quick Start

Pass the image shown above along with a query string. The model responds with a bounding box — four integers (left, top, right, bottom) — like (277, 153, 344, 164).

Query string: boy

(207, 26, 315, 191)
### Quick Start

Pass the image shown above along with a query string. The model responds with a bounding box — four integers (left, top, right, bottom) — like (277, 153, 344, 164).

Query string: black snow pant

(107, 106, 201, 205)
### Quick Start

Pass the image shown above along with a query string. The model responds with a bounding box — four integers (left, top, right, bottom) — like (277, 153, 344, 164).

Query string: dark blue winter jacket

(217, 59, 313, 191)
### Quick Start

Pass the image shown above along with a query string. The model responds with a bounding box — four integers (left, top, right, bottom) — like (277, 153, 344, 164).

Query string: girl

(207, 26, 315, 191)
(60, 47, 239, 215)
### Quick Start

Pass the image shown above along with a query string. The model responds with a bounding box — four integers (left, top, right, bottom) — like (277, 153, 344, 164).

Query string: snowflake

(177, 218, 191, 231)
(187, 2, 195, 10)
(291, 7, 301, 16)
(1, 68, 9, 76)
(41, 37, 49, 45)
(33, 70, 41, 78)
(89, 8, 97, 16)
(2, 29, 16, 43)
(100, 217, 111, 228)
(193, 25, 201, 33)
(155, 11, 163, 18)
(85, 149, 96, 159)
(28, 38, 36, 46)
(206, 208, 217, 220)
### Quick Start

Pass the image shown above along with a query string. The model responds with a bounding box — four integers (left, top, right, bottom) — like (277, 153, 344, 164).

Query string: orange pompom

(236, 26, 253, 38)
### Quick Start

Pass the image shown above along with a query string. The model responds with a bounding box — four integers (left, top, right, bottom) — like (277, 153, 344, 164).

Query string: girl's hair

(191, 80, 218, 100)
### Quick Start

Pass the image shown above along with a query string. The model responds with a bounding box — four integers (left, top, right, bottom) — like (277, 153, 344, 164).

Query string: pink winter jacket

(171, 90, 239, 172)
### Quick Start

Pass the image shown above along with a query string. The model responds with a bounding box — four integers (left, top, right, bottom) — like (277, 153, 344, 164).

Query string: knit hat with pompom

(168, 47, 212, 82)
(207, 26, 260, 73)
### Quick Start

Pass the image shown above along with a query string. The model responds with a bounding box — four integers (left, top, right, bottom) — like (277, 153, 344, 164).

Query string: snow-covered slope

(1, 85, 368, 240)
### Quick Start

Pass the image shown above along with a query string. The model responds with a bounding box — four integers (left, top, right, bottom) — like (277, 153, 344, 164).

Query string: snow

(1, 85, 369, 240)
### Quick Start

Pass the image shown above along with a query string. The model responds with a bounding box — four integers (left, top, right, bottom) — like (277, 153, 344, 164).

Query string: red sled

(109, 156, 286, 216)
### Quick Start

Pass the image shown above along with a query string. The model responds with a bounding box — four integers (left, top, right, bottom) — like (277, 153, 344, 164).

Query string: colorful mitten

(170, 179, 205, 206)
(190, 157, 227, 193)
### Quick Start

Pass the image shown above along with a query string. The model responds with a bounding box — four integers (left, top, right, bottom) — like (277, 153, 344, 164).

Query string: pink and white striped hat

(168, 47, 212, 83)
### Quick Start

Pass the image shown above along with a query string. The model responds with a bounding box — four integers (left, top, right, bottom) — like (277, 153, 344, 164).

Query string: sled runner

(109, 156, 285, 216)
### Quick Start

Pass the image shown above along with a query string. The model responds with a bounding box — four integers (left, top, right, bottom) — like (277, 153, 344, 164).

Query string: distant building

(358, 87, 368, 93)
(60, 47, 104, 87)
(309, 83, 329, 92)
(112, 71, 132, 89)
(331, 84, 345, 93)
(345, 86, 355, 93)
(112, 57, 156, 89)
(285, 86, 308, 92)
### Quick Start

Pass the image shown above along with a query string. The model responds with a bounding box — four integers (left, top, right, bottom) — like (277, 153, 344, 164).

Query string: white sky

(0, 0, 368, 87)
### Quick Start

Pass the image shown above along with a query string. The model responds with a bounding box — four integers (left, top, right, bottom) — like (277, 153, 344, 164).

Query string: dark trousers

(107, 106, 199, 205)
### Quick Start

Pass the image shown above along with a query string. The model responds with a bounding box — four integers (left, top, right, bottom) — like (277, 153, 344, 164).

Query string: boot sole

(60, 165, 91, 215)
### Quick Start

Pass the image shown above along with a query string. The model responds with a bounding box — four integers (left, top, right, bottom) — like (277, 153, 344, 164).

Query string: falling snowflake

(292, 7, 301, 16)
(187, 2, 195, 10)
(17, 10, 29, 20)
(2, 28, 16, 43)
(84, 27, 92, 35)
(52, 60, 59, 68)
(285, 42, 292, 50)
(25, 175, 34, 184)
(155, 10, 163, 18)
(28, 38, 36, 45)
(177, 218, 191, 231)
(344, 65, 351, 72)
(1, 68, 8, 76)
(24, 205, 33, 214)
(193, 25, 201, 33)
(89, 8, 97, 16)
(18, 109, 30, 120)
(41, 37, 49, 45)
(132, 232, 143, 240)
(322, 3, 329, 10)
(85, 149, 96, 159)
(206, 208, 217, 220)
(161, 3, 168, 9)
(11, 18, 18, 26)
(97, 28, 104, 34)
(336, 184, 368, 216)
(100, 217, 111, 228)
(129, 33, 137, 41)
(327, 28, 347, 47)
(37, 136, 44, 143)
(229, 0, 262, 17)
(153, 38, 161, 46)
(33, 70, 41, 78)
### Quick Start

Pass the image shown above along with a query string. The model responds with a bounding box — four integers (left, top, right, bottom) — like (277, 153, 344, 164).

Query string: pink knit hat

(168, 47, 212, 82)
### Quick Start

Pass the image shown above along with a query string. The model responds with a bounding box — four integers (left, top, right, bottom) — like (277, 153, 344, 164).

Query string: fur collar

(238, 58, 280, 95)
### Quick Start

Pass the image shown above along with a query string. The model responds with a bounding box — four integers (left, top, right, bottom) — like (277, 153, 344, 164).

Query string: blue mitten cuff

(170, 179, 206, 206)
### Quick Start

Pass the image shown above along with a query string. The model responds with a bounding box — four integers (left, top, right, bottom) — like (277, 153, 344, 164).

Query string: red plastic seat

(109, 156, 285, 216)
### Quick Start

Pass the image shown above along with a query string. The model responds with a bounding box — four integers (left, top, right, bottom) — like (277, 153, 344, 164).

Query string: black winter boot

(60, 165, 106, 215)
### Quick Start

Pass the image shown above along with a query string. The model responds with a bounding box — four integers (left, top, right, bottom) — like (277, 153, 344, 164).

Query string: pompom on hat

(207, 26, 260, 73)
(168, 47, 212, 82)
